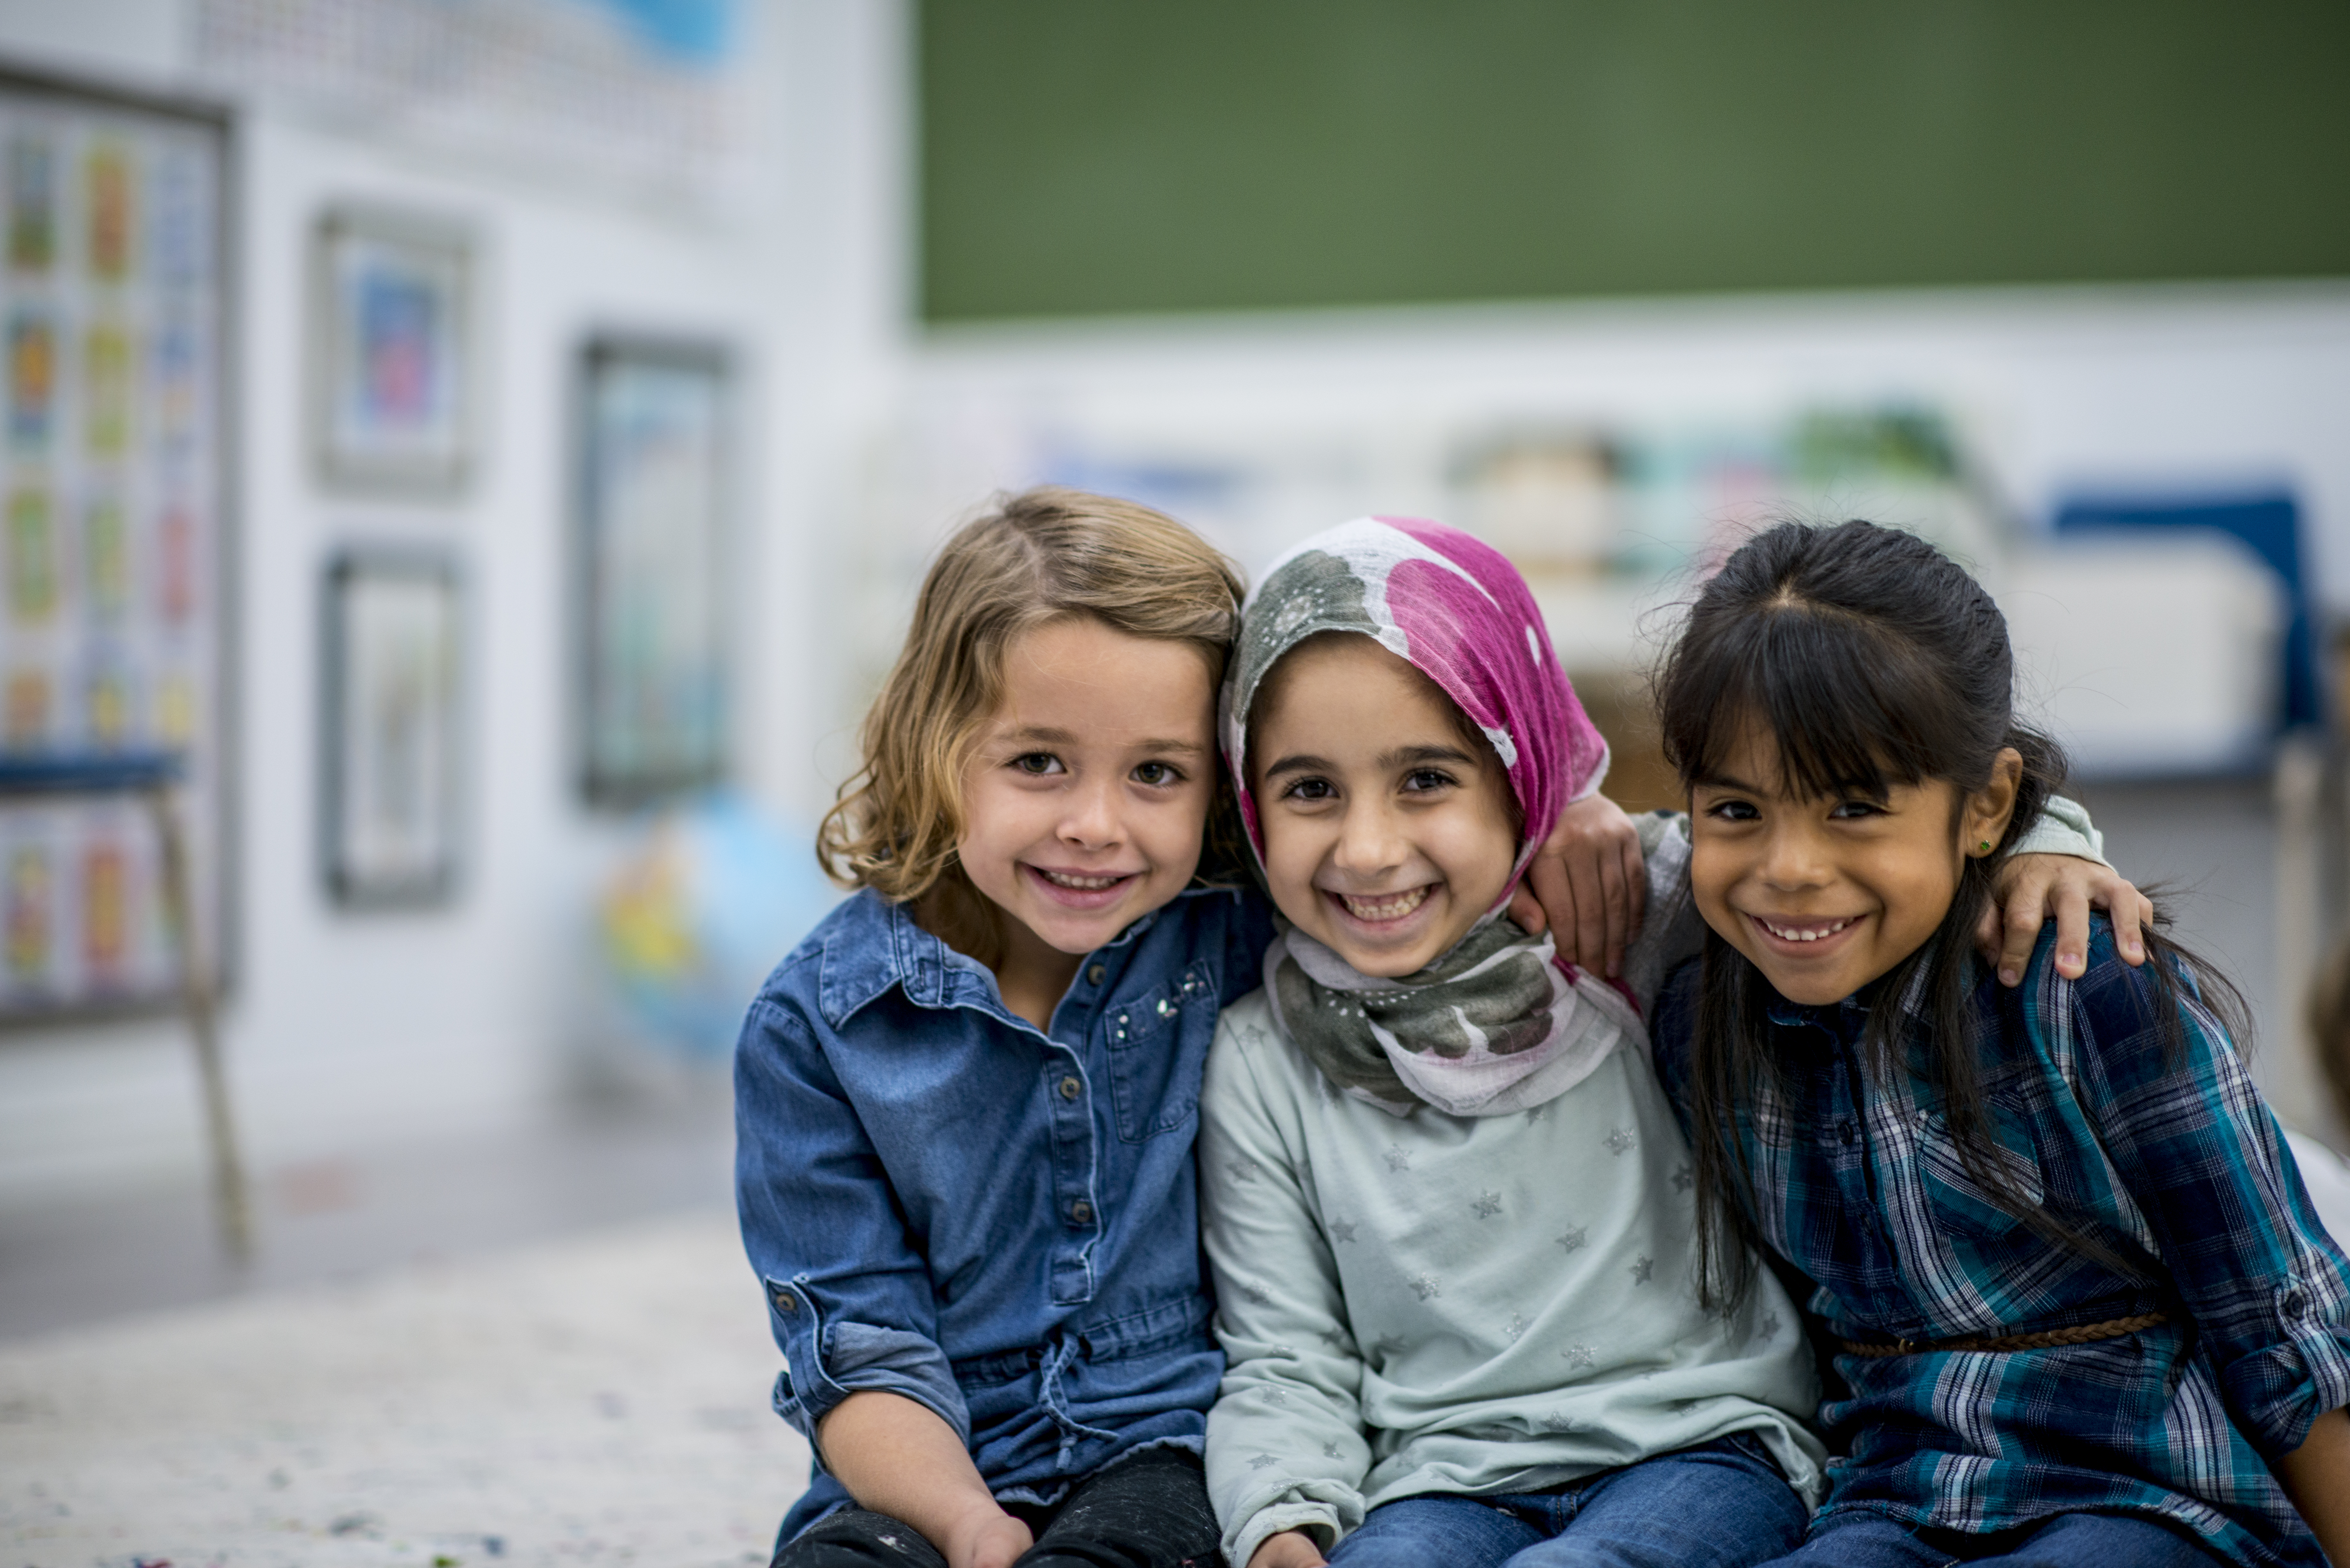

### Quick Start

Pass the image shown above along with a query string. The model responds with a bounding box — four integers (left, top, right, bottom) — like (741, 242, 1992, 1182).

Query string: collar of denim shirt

(815, 886, 1234, 1032)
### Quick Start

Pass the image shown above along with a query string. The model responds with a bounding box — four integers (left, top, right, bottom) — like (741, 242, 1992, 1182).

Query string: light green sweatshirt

(1199, 802, 2109, 1566)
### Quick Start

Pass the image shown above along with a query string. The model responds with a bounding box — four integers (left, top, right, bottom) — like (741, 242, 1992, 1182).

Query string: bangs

(1668, 597, 1958, 801)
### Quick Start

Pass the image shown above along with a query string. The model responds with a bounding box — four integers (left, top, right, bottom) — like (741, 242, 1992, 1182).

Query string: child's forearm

(817, 1390, 1032, 1568)
(2277, 1405, 2350, 1564)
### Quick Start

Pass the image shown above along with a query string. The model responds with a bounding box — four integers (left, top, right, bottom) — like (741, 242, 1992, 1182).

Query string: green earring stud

(1978, 840, 1992, 852)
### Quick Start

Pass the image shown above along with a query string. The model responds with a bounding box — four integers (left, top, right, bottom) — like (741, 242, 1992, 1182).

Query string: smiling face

(1251, 635, 1520, 978)
(954, 616, 1218, 985)
(1688, 719, 2021, 1005)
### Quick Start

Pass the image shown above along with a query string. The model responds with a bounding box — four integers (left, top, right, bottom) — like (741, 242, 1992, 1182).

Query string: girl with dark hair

(1650, 519, 2350, 1568)
(1195, 517, 2132, 1568)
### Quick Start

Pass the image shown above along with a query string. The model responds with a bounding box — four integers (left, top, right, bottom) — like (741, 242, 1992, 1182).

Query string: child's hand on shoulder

(1248, 1528, 1329, 1568)
(1512, 793, 1646, 978)
(1980, 855, 2153, 988)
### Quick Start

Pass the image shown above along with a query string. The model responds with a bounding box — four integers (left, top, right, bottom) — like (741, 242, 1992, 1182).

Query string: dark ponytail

(1655, 519, 2246, 1307)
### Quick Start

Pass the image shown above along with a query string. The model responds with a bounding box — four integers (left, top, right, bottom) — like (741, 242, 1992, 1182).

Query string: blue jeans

(1326, 1434, 1806, 1568)
(1758, 1514, 2220, 1568)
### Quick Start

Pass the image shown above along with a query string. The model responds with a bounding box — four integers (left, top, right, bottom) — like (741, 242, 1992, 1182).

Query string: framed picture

(573, 334, 731, 805)
(311, 206, 472, 495)
(322, 550, 462, 907)
(0, 63, 234, 1018)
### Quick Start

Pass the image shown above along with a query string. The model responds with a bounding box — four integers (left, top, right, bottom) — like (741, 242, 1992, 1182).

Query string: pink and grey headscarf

(1224, 516, 1611, 881)
(1223, 516, 1639, 1119)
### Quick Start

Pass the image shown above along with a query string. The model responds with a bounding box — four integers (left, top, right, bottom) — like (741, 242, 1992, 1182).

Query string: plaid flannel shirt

(1655, 920, 2350, 1568)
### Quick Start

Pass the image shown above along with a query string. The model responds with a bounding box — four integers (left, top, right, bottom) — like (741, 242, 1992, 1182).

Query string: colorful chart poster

(0, 70, 226, 1015)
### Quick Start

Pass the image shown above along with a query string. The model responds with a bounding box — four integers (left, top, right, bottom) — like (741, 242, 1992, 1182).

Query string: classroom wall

(0, 0, 909, 1202)
(881, 283, 2350, 1138)
(898, 283, 2350, 607)
(5, 1, 2343, 1202)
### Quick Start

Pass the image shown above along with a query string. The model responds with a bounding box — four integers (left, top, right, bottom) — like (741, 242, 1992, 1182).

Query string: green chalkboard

(920, 1, 2350, 322)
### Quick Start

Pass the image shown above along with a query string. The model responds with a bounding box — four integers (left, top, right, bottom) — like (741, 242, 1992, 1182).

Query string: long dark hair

(1655, 519, 2247, 1306)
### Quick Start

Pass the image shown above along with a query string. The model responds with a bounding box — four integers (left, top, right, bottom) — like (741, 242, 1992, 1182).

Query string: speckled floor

(0, 1211, 811, 1567)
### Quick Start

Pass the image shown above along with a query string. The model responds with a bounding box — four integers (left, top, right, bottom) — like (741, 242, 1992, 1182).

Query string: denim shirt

(736, 883, 1277, 1535)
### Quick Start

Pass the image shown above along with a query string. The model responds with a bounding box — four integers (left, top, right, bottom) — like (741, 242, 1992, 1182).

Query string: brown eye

(1013, 753, 1063, 776)
(1133, 761, 1180, 786)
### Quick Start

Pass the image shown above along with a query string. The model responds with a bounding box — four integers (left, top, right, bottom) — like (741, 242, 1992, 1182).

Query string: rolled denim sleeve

(734, 994, 967, 1449)
(2065, 931, 2350, 1458)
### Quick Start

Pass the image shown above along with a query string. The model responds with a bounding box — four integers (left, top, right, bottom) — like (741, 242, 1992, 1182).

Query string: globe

(597, 791, 841, 1059)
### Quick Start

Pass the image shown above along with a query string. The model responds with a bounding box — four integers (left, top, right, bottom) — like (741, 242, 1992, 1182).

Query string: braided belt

(1838, 1311, 2167, 1358)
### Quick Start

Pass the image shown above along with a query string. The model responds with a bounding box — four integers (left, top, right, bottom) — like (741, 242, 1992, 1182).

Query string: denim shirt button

(1059, 1076, 1081, 1101)
(1086, 963, 1106, 985)
(771, 1287, 799, 1312)
(1069, 1199, 1094, 1225)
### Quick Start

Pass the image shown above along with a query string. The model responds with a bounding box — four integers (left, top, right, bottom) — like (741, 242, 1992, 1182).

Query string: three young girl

(734, 485, 2332, 1568)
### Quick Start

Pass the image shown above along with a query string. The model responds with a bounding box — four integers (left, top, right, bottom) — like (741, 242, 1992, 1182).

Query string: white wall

(0, 0, 909, 1202)
(5, 0, 2343, 1200)
(893, 285, 2350, 597)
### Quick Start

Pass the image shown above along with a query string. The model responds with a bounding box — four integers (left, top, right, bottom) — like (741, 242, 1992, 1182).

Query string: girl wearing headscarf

(1195, 517, 2107, 1568)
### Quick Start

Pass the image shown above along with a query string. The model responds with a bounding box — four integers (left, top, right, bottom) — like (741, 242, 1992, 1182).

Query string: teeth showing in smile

(1039, 869, 1126, 891)
(1338, 886, 1431, 922)
(1761, 916, 1855, 944)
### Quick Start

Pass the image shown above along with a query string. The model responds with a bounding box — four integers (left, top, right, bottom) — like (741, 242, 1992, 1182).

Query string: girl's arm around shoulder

(1619, 812, 1705, 1018)
(2040, 920, 2350, 1465)
(1199, 994, 1375, 1568)
(1512, 791, 1649, 981)
(1985, 795, 2153, 987)
(1529, 793, 2147, 1006)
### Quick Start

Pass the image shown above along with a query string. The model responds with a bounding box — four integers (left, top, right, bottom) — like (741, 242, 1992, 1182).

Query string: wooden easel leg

(147, 785, 250, 1263)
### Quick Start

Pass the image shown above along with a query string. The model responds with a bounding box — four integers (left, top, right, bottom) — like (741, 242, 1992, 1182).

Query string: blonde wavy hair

(818, 487, 1245, 961)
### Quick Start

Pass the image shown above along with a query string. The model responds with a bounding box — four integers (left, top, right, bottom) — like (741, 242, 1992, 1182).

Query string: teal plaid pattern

(1655, 921, 2350, 1568)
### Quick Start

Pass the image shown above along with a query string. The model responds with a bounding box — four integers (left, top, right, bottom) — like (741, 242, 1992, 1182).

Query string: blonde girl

(740, 487, 1255, 1568)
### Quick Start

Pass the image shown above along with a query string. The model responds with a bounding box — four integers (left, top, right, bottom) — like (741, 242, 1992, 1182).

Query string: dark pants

(772, 1447, 1219, 1568)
